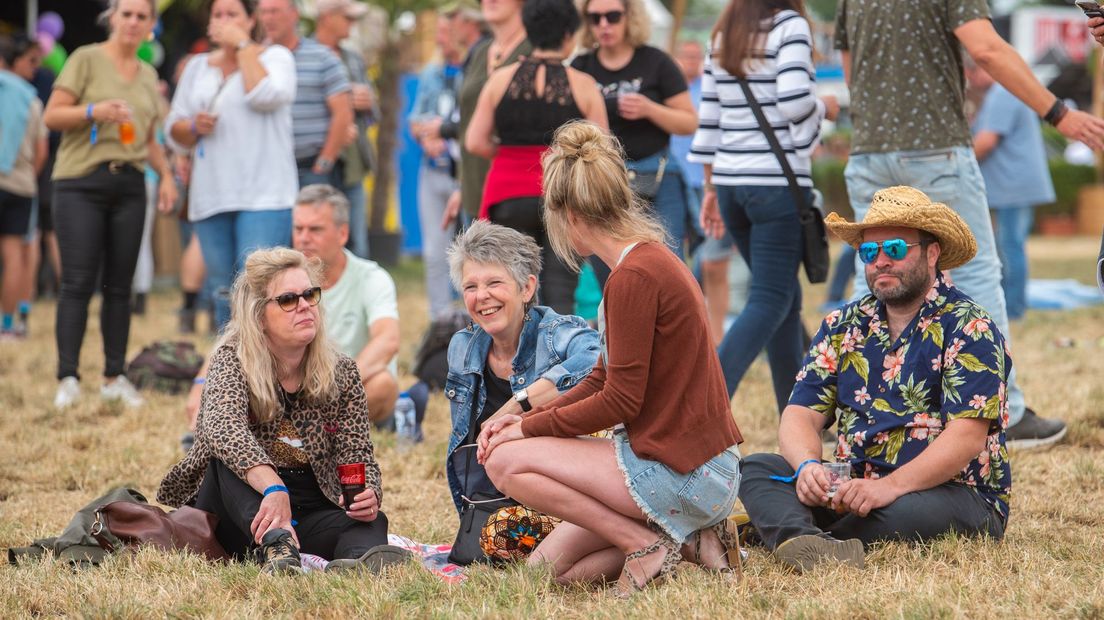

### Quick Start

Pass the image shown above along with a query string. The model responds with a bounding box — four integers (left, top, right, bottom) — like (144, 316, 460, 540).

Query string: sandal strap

(618, 533, 681, 596)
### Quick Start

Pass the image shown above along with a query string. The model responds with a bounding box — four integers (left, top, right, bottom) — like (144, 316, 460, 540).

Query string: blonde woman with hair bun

(476, 121, 745, 596)
(158, 247, 410, 575)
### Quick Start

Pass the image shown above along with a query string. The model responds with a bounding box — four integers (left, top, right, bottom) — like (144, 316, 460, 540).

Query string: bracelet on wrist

(768, 458, 821, 484)
(86, 103, 95, 121)
(193, 377, 206, 385)
(189, 119, 198, 136)
(263, 484, 289, 497)
(1043, 98, 1069, 126)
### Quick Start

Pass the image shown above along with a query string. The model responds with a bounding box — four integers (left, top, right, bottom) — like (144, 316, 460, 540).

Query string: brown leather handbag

(90, 502, 230, 562)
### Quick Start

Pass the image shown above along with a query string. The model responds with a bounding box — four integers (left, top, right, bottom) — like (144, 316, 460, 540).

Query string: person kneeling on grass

(158, 247, 409, 574)
(477, 121, 744, 597)
(738, 186, 1012, 572)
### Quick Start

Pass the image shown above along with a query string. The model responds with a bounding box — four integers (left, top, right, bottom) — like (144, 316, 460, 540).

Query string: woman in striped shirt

(690, 0, 838, 412)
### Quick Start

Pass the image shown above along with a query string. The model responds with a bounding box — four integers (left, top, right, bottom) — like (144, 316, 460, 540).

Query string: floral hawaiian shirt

(790, 273, 1013, 519)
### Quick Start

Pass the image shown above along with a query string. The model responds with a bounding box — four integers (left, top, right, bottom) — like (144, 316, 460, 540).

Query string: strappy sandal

(614, 532, 681, 598)
(686, 519, 744, 579)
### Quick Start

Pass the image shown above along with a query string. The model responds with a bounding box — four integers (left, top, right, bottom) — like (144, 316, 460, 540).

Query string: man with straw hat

(738, 186, 1011, 573)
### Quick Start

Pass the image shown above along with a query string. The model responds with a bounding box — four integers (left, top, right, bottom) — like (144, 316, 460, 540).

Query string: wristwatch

(514, 389, 532, 412)
(314, 157, 334, 173)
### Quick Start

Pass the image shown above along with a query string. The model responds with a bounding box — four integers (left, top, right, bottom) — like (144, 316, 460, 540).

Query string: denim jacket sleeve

(538, 315, 602, 391)
(411, 64, 442, 120)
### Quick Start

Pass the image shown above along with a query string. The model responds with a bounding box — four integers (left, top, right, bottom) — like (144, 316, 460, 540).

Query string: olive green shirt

(458, 38, 532, 219)
(52, 45, 161, 180)
(834, 0, 990, 154)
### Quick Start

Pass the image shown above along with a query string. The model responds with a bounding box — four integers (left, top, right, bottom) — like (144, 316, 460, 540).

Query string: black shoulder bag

(734, 76, 829, 283)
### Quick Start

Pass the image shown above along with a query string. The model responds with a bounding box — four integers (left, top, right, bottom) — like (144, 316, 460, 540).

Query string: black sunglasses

(268, 287, 322, 312)
(586, 10, 624, 25)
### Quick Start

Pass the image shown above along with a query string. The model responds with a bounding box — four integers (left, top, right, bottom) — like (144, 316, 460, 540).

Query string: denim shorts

(613, 431, 741, 544)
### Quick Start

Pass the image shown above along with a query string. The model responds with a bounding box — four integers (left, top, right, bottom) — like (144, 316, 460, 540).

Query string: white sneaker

(54, 377, 81, 409)
(101, 376, 145, 408)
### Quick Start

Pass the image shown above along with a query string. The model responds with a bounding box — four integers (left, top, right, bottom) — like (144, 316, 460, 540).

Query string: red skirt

(480, 145, 548, 219)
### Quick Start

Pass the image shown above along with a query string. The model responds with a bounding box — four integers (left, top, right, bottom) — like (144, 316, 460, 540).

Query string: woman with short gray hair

(441, 221, 601, 547)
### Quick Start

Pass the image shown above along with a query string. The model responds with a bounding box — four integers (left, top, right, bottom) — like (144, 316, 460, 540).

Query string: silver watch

(514, 389, 532, 412)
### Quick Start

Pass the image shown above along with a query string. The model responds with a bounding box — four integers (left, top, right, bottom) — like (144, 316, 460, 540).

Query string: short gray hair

(447, 220, 543, 310)
(295, 184, 350, 226)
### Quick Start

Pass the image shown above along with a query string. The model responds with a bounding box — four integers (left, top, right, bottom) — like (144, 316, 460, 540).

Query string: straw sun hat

(824, 186, 978, 271)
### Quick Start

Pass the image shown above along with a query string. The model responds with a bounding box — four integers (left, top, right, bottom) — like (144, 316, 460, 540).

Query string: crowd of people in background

(1, 0, 1103, 592)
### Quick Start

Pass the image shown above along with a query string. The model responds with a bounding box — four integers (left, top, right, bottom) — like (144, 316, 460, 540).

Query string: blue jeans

(844, 146, 1025, 425)
(193, 209, 292, 330)
(344, 181, 368, 259)
(715, 184, 807, 411)
(992, 205, 1034, 320)
(627, 150, 687, 260)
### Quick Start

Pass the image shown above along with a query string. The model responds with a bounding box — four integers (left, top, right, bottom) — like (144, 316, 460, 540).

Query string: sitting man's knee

(364, 372, 398, 422)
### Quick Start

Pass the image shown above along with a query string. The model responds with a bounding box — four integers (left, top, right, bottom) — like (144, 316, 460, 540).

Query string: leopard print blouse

(157, 345, 382, 508)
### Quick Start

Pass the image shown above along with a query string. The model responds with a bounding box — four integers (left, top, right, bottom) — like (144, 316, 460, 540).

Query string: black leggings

(53, 164, 147, 379)
(488, 197, 578, 315)
(193, 459, 389, 561)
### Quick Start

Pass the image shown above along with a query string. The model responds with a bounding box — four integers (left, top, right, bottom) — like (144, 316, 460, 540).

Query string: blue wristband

(86, 103, 95, 120)
(263, 484, 289, 496)
(193, 377, 206, 385)
(769, 458, 821, 484)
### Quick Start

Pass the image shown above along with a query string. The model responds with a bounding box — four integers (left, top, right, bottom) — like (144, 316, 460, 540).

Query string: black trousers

(488, 197, 578, 316)
(193, 459, 389, 561)
(738, 453, 1005, 550)
(53, 164, 147, 379)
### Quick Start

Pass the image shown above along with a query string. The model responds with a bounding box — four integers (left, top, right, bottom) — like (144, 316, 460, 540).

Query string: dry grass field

(2, 236, 1103, 619)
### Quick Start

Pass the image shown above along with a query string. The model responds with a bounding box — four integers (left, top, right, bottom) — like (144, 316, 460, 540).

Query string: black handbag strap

(734, 76, 810, 219)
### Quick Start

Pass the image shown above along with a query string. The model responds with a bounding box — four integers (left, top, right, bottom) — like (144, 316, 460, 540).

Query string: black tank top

(494, 58, 584, 146)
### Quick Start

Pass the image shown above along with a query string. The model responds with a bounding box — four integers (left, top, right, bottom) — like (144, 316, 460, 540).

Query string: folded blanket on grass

(1028, 279, 1104, 311)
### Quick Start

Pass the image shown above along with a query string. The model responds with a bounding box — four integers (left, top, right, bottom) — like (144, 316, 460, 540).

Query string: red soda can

(337, 463, 366, 510)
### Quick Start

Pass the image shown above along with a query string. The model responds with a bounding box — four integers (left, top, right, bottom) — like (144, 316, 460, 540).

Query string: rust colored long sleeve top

(521, 242, 743, 473)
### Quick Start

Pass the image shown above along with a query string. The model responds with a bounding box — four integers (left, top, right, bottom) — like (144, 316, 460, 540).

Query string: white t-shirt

(165, 47, 298, 221)
(322, 250, 399, 376)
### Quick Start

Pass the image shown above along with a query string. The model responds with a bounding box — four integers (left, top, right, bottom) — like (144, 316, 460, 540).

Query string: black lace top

(494, 58, 584, 146)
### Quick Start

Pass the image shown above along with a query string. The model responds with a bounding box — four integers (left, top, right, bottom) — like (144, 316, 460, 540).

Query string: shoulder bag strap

(734, 75, 809, 219)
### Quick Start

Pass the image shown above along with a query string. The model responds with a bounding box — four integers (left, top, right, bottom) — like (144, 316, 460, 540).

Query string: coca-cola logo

(337, 464, 365, 486)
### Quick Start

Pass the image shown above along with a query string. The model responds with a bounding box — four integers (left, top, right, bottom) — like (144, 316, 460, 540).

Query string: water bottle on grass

(395, 392, 417, 449)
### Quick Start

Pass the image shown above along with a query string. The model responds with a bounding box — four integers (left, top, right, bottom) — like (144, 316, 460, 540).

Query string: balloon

(42, 45, 67, 74)
(136, 41, 153, 64)
(36, 11, 64, 40)
(36, 32, 56, 55)
(148, 40, 165, 68)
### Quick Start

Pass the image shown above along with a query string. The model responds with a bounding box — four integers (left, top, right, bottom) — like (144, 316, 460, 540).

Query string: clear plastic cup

(824, 462, 852, 498)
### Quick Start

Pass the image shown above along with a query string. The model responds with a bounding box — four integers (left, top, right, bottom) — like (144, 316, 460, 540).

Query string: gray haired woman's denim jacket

(444, 305, 601, 513)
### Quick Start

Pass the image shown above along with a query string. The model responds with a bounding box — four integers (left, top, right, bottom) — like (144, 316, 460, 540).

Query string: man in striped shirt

(259, 0, 354, 191)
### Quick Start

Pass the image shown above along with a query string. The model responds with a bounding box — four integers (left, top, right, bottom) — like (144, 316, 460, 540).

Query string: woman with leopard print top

(157, 247, 409, 574)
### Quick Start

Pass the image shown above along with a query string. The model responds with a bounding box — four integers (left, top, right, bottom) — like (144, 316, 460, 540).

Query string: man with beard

(738, 186, 1012, 572)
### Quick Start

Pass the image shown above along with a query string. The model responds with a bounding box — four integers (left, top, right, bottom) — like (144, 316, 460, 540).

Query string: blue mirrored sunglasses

(857, 238, 923, 264)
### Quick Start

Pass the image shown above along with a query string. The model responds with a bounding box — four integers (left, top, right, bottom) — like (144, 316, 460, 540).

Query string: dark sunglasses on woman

(857, 239, 927, 264)
(269, 287, 322, 312)
(586, 10, 623, 25)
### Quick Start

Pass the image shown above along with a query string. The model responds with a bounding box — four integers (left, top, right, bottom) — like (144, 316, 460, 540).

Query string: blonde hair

(98, 0, 159, 27)
(577, 0, 651, 49)
(541, 121, 668, 271)
(217, 247, 340, 423)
